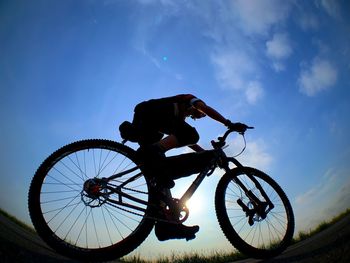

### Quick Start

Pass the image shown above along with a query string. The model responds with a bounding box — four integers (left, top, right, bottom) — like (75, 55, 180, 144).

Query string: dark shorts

(132, 100, 199, 146)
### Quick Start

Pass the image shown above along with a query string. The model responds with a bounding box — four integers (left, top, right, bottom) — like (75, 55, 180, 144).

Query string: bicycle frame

(103, 144, 274, 221)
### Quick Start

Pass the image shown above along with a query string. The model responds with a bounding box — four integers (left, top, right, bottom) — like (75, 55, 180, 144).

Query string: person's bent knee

(177, 127, 199, 146)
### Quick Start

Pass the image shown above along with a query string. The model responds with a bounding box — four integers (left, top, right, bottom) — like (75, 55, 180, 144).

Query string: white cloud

(266, 33, 292, 60)
(211, 50, 264, 104)
(231, 0, 291, 35)
(298, 57, 338, 96)
(211, 50, 256, 90)
(266, 33, 292, 72)
(272, 62, 285, 72)
(227, 138, 273, 171)
(246, 81, 264, 104)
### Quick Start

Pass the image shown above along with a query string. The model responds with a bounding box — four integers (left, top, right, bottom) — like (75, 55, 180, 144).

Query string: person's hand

(225, 120, 249, 134)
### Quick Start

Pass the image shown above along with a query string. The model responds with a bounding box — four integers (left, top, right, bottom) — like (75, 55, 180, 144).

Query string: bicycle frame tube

(227, 157, 244, 168)
(106, 196, 147, 213)
(179, 149, 228, 205)
(179, 163, 215, 205)
(108, 165, 140, 180)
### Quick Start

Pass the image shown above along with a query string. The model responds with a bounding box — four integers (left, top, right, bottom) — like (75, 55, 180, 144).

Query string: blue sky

(1, 0, 350, 259)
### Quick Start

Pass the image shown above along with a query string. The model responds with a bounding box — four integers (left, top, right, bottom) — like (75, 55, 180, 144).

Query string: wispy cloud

(203, 0, 293, 103)
(294, 168, 350, 230)
(227, 138, 273, 171)
(298, 57, 338, 96)
(136, 0, 175, 6)
(298, 12, 319, 31)
(295, 169, 337, 205)
(315, 0, 342, 19)
(266, 33, 293, 60)
(211, 49, 264, 104)
(131, 1, 341, 103)
(246, 81, 264, 104)
(230, 0, 291, 35)
(211, 50, 257, 91)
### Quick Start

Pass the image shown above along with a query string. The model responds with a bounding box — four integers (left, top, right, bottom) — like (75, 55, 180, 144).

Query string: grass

(1, 207, 349, 263)
(292, 208, 350, 244)
(120, 251, 246, 263)
(0, 207, 36, 234)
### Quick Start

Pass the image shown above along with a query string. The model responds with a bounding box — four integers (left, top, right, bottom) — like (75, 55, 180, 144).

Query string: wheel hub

(83, 179, 102, 198)
(81, 178, 107, 207)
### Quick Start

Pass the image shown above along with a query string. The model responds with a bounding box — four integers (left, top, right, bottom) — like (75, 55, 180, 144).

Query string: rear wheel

(215, 167, 294, 258)
(28, 139, 154, 262)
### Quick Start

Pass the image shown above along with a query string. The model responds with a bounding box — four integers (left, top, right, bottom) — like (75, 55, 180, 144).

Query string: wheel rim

(38, 144, 149, 250)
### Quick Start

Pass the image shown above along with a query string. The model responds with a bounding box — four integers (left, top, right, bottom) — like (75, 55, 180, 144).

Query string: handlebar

(211, 123, 254, 149)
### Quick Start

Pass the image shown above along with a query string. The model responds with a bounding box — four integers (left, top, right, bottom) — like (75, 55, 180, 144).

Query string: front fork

(226, 159, 274, 225)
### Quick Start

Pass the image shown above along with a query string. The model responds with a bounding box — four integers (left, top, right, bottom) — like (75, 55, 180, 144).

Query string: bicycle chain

(107, 183, 149, 195)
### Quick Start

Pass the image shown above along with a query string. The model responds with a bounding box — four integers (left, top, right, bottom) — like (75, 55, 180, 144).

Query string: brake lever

(238, 126, 254, 135)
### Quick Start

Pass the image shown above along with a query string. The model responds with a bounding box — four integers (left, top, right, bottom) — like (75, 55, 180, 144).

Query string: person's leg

(154, 134, 179, 152)
(173, 121, 200, 147)
(135, 131, 175, 188)
(132, 117, 200, 240)
(154, 121, 199, 152)
(152, 122, 201, 241)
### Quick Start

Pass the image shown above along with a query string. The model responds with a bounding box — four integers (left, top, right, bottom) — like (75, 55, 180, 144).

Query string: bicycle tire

(215, 167, 294, 259)
(28, 139, 154, 262)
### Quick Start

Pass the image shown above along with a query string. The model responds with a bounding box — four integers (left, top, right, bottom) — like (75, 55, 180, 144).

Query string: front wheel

(28, 139, 154, 262)
(215, 167, 294, 259)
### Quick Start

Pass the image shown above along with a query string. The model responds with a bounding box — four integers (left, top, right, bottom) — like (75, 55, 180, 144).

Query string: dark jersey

(131, 94, 202, 146)
(140, 94, 202, 120)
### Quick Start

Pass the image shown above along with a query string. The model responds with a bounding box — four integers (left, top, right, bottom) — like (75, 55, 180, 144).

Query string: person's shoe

(155, 222, 200, 241)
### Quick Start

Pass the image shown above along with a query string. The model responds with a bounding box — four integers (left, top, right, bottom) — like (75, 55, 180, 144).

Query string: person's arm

(194, 101, 230, 126)
(188, 144, 205, 152)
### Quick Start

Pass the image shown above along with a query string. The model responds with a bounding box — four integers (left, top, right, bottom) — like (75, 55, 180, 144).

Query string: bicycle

(28, 124, 294, 261)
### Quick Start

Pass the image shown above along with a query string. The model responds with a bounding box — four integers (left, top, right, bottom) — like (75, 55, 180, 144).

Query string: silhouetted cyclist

(119, 94, 245, 241)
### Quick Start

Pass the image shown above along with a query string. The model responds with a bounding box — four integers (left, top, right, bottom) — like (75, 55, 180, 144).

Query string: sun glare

(186, 193, 204, 215)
